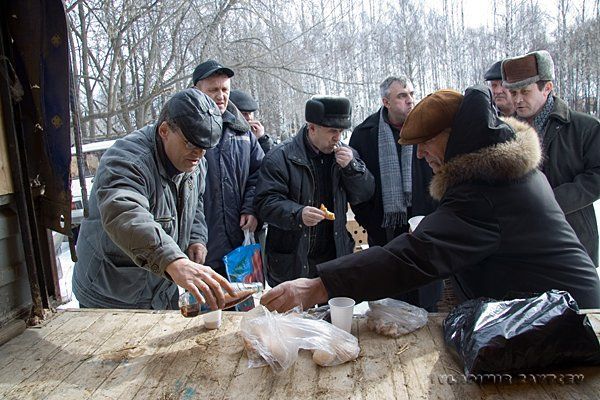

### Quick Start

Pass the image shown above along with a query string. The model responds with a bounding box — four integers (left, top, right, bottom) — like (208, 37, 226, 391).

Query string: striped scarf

(532, 95, 554, 150)
(378, 108, 412, 228)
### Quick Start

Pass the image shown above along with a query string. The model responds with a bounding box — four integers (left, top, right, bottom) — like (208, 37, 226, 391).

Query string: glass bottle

(178, 282, 263, 318)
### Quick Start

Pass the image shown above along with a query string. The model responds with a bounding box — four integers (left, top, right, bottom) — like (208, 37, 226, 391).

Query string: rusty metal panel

(6, 0, 71, 236)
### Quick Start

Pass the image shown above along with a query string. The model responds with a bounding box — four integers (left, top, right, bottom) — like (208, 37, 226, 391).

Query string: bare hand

(187, 243, 208, 264)
(240, 214, 258, 232)
(249, 120, 265, 139)
(334, 145, 353, 168)
(302, 206, 325, 226)
(260, 278, 329, 312)
(165, 259, 235, 311)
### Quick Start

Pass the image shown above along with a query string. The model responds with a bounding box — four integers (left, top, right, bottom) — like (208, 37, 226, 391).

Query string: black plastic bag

(443, 290, 600, 375)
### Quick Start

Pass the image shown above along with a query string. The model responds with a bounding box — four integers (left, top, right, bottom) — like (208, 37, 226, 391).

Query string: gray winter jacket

(72, 125, 208, 309)
(254, 125, 375, 286)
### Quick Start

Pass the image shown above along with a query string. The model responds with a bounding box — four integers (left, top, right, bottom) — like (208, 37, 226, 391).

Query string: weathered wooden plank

(129, 315, 201, 399)
(3, 311, 132, 399)
(44, 312, 158, 400)
(395, 317, 459, 400)
(130, 315, 208, 399)
(224, 348, 276, 400)
(1, 309, 599, 400)
(0, 311, 101, 397)
(350, 316, 399, 400)
(267, 344, 321, 399)
(176, 314, 247, 399)
(89, 312, 186, 400)
(0, 310, 77, 366)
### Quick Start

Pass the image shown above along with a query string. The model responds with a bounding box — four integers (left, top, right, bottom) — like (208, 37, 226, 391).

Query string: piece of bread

(320, 204, 335, 220)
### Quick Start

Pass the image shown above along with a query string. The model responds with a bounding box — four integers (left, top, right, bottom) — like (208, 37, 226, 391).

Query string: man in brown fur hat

(502, 50, 600, 266)
(260, 85, 600, 312)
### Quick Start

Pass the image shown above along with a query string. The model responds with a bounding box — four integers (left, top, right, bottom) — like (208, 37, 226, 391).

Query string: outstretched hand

(260, 277, 329, 312)
(166, 259, 235, 311)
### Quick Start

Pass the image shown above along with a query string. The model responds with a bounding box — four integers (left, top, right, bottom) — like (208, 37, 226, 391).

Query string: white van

(70, 139, 115, 227)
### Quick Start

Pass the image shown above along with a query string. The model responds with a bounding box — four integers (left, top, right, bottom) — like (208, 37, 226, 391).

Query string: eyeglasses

(174, 128, 200, 151)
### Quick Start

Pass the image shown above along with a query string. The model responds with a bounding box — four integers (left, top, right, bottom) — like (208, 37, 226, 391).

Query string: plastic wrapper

(365, 298, 428, 337)
(240, 305, 360, 373)
(443, 290, 600, 375)
(223, 230, 264, 311)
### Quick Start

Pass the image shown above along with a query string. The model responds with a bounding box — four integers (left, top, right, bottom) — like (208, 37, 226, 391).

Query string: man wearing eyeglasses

(73, 89, 237, 310)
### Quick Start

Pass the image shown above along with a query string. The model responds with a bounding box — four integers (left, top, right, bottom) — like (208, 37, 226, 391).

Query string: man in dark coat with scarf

(260, 85, 600, 312)
(193, 60, 264, 277)
(502, 50, 600, 266)
(254, 96, 374, 287)
(349, 76, 441, 310)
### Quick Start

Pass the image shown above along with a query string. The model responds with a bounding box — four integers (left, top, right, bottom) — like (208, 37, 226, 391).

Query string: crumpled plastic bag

(443, 290, 600, 375)
(224, 230, 264, 311)
(365, 298, 428, 337)
(240, 305, 360, 373)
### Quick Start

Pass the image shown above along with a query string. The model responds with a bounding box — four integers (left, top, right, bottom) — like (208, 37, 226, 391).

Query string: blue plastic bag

(223, 230, 264, 311)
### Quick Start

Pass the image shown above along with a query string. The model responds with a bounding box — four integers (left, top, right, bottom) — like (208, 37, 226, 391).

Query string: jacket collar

(548, 95, 570, 124)
(430, 118, 541, 200)
(287, 125, 311, 166)
(222, 101, 251, 133)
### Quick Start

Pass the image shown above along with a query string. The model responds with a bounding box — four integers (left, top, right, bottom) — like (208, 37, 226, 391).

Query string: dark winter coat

(349, 108, 440, 310)
(258, 134, 275, 154)
(318, 86, 600, 309)
(349, 108, 436, 246)
(203, 102, 264, 275)
(541, 96, 600, 266)
(254, 125, 375, 286)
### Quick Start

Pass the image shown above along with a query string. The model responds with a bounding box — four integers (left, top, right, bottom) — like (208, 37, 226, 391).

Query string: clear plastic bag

(365, 298, 428, 337)
(240, 305, 360, 373)
(223, 229, 264, 311)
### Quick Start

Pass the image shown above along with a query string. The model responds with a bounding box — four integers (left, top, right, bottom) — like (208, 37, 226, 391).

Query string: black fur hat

(305, 95, 351, 129)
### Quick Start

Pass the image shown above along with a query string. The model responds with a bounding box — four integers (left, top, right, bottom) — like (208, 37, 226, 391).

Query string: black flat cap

(229, 89, 258, 112)
(484, 60, 503, 81)
(192, 59, 234, 85)
(305, 95, 351, 129)
(166, 88, 223, 149)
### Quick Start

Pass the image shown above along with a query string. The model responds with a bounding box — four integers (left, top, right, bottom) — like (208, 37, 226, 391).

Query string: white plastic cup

(328, 297, 355, 333)
(203, 309, 222, 329)
(408, 215, 425, 233)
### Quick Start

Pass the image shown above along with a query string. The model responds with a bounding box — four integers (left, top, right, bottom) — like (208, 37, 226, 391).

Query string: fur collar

(430, 118, 541, 200)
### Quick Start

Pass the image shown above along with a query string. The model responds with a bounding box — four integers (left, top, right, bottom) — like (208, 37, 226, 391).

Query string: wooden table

(0, 309, 599, 399)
